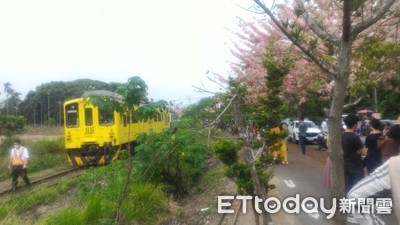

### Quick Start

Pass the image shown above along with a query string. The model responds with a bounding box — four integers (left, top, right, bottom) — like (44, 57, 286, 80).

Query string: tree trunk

(114, 123, 134, 224)
(233, 94, 272, 225)
(328, 40, 352, 224)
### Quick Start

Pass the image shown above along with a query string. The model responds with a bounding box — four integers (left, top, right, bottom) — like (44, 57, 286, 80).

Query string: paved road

(267, 142, 334, 225)
(231, 141, 396, 225)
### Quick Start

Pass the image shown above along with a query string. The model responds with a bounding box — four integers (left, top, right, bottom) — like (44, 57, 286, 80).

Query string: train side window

(131, 114, 138, 123)
(126, 112, 131, 124)
(66, 103, 79, 127)
(99, 108, 114, 125)
(131, 114, 139, 123)
(122, 115, 127, 127)
(85, 108, 93, 126)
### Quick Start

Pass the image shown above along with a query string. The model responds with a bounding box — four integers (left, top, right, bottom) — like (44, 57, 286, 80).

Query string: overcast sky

(0, 0, 255, 105)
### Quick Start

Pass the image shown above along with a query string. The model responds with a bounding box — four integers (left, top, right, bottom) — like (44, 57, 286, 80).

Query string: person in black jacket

(363, 118, 382, 174)
(342, 114, 365, 195)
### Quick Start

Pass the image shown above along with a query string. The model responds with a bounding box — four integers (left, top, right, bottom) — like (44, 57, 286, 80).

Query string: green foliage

(20, 79, 120, 125)
(85, 76, 168, 123)
(183, 96, 226, 126)
(226, 161, 274, 195)
(350, 38, 400, 98)
(23, 138, 66, 174)
(0, 180, 71, 220)
(253, 54, 290, 128)
(45, 118, 58, 126)
(45, 208, 85, 225)
(212, 139, 242, 166)
(82, 194, 114, 225)
(298, 94, 329, 123)
(117, 76, 148, 108)
(134, 130, 208, 197)
(83, 95, 122, 114)
(27, 137, 65, 155)
(134, 100, 168, 122)
(121, 183, 171, 225)
(380, 92, 400, 119)
(77, 163, 124, 201)
(250, 140, 263, 148)
(0, 115, 26, 136)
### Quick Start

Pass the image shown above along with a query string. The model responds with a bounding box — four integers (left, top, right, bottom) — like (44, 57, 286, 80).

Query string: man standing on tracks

(8, 139, 31, 191)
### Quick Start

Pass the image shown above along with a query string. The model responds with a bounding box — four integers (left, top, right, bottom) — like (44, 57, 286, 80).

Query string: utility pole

(59, 100, 62, 125)
(373, 87, 378, 112)
(33, 108, 36, 127)
(40, 102, 43, 126)
(47, 91, 51, 122)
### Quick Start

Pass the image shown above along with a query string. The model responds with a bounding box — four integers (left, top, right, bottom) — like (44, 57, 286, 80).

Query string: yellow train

(63, 91, 174, 166)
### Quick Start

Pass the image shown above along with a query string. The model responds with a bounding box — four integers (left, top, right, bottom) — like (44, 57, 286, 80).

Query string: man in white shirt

(347, 155, 400, 224)
(321, 118, 328, 133)
(8, 139, 31, 191)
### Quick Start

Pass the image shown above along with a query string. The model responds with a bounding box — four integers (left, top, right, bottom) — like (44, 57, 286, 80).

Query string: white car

(288, 120, 322, 143)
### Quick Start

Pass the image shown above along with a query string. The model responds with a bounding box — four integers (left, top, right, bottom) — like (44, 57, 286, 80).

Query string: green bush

(134, 131, 207, 197)
(121, 183, 171, 225)
(27, 138, 65, 155)
(82, 194, 114, 225)
(211, 139, 242, 166)
(0, 115, 26, 136)
(226, 161, 274, 195)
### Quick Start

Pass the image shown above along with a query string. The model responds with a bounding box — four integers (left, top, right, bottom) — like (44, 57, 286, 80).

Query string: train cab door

(84, 108, 95, 141)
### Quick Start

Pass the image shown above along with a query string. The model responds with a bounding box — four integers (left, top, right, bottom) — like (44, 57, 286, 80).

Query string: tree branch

(351, 0, 396, 38)
(253, 0, 339, 79)
(343, 97, 362, 109)
(208, 94, 237, 127)
(294, 0, 341, 45)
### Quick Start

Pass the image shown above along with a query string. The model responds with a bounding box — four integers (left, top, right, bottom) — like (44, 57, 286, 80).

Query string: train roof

(64, 90, 157, 107)
(81, 90, 123, 102)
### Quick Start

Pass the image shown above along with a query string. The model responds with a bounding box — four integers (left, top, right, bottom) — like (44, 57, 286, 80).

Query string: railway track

(0, 167, 83, 197)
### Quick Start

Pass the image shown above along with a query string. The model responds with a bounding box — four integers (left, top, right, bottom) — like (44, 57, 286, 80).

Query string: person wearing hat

(8, 139, 31, 191)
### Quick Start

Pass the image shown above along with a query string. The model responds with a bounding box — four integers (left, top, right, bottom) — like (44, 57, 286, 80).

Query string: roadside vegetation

(0, 113, 226, 224)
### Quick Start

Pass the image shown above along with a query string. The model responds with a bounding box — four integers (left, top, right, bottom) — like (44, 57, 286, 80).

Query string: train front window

(99, 108, 114, 125)
(85, 108, 93, 126)
(66, 103, 79, 127)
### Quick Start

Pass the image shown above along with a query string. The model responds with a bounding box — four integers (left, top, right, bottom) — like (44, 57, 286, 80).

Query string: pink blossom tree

(247, 0, 399, 224)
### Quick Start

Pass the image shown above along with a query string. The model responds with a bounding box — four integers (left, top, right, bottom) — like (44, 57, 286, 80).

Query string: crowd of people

(338, 114, 400, 224)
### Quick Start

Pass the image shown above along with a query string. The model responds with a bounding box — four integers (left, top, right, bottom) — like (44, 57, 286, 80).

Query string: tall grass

(121, 183, 172, 225)
(0, 178, 74, 222)
(41, 161, 172, 225)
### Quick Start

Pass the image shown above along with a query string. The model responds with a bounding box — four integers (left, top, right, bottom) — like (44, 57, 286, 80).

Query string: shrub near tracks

(134, 128, 208, 198)
(1, 160, 173, 225)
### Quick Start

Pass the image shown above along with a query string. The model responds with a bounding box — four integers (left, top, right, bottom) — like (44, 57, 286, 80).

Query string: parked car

(288, 120, 322, 143)
(380, 119, 397, 129)
(281, 118, 293, 125)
